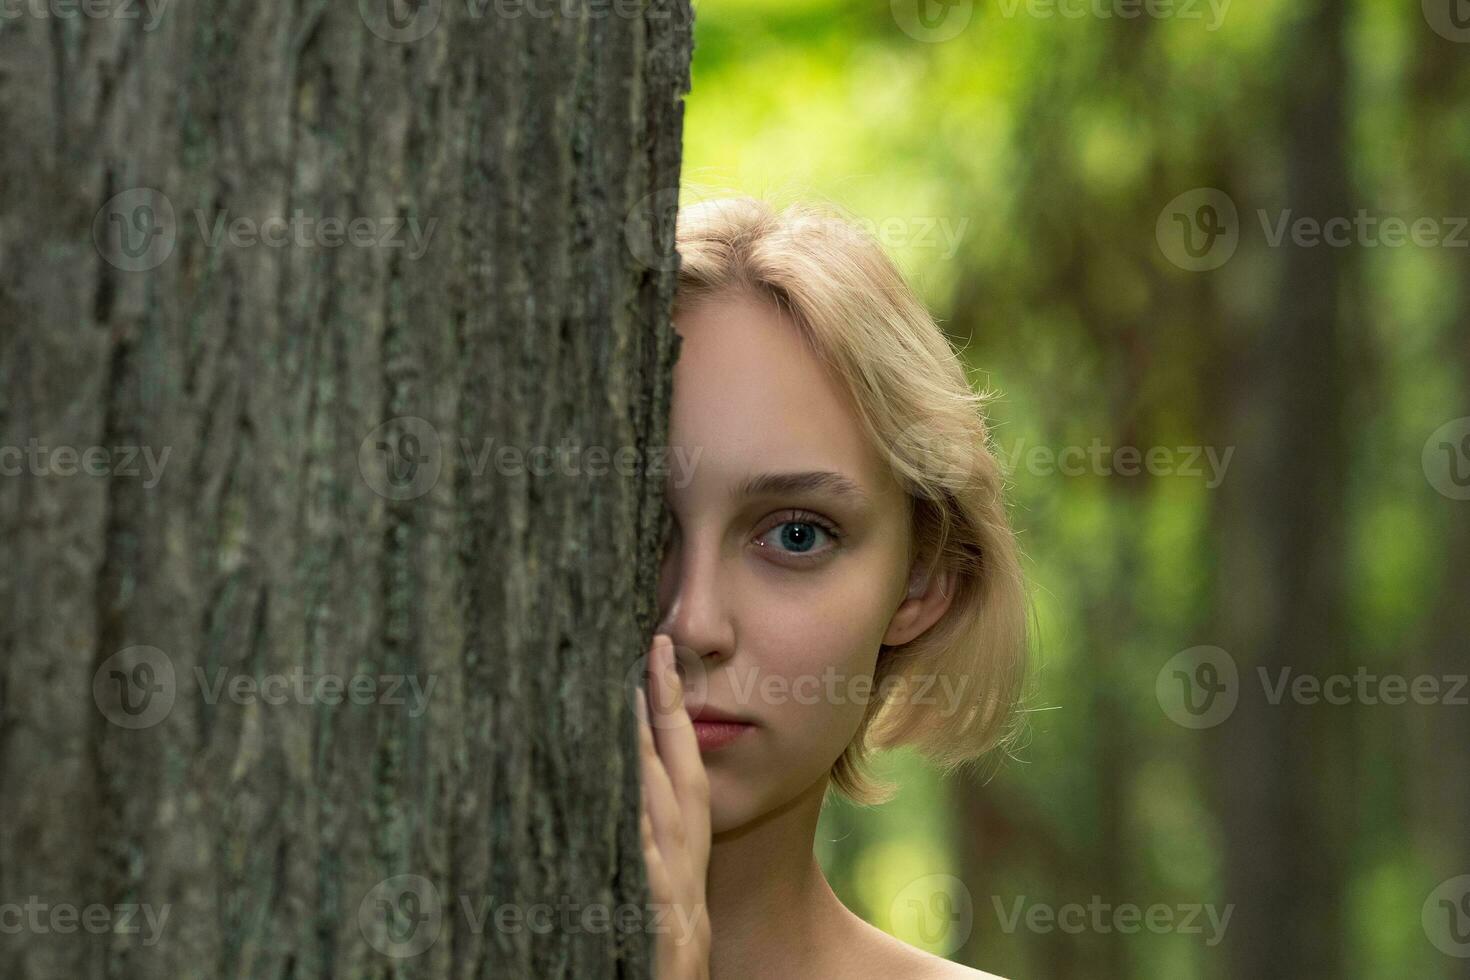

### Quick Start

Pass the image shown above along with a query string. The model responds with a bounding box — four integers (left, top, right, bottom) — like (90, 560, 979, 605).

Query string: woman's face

(656, 290, 950, 834)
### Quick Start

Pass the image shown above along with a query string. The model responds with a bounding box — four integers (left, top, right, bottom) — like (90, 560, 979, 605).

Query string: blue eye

(754, 512, 842, 562)
(779, 522, 823, 552)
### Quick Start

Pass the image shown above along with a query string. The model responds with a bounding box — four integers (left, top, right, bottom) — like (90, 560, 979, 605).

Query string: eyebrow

(730, 470, 870, 506)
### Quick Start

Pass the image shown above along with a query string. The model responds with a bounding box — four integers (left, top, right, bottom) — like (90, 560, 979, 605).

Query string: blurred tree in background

(681, 0, 1470, 976)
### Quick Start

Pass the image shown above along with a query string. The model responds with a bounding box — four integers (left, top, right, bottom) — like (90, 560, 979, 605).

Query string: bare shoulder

(918, 954, 1009, 980)
(833, 906, 1008, 980)
(887, 941, 1008, 980)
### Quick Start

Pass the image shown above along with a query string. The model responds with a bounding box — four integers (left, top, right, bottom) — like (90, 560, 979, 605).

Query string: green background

(681, 0, 1470, 976)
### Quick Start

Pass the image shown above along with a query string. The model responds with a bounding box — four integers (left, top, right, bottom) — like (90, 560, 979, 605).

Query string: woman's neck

(704, 775, 852, 979)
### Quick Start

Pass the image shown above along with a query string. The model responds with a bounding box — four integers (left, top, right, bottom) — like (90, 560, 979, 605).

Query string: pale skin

(637, 290, 1006, 980)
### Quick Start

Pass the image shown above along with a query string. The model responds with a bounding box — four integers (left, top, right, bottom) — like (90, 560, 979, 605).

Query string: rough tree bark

(0, 1, 691, 977)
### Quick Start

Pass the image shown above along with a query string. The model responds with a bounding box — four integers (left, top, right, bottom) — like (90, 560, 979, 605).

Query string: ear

(882, 558, 957, 647)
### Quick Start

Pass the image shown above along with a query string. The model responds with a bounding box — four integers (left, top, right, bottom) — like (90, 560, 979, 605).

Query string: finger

(641, 807, 673, 905)
(649, 636, 710, 818)
(644, 633, 689, 728)
(639, 687, 687, 855)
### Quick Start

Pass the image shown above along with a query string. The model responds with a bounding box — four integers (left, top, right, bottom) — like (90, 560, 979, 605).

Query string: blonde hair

(673, 196, 1030, 803)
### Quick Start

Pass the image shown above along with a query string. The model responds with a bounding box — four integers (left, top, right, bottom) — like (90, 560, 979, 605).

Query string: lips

(687, 703, 751, 725)
(686, 704, 755, 751)
(691, 719, 754, 751)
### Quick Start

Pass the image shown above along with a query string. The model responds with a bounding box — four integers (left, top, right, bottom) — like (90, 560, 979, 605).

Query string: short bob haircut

(673, 196, 1030, 803)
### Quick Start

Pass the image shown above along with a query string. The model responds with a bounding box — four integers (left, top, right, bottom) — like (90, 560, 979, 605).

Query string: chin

(706, 761, 833, 836)
(707, 770, 763, 835)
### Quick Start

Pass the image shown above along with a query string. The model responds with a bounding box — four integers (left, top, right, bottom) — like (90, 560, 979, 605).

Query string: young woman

(637, 198, 1027, 980)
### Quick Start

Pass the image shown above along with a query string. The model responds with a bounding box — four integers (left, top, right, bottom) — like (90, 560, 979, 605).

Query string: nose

(655, 525, 736, 667)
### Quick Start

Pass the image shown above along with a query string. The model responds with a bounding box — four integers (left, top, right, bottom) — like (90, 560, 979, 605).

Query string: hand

(638, 634, 712, 980)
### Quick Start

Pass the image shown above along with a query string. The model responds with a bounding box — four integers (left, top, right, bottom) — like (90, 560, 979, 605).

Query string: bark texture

(0, 1, 691, 977)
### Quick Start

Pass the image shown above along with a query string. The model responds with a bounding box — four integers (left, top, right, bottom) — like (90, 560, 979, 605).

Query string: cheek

(739, 556, 901, 749)
(704, 550, 907, 831)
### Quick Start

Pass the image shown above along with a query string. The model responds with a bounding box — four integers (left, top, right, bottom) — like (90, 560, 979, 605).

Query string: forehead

(669, 292, 894, 497)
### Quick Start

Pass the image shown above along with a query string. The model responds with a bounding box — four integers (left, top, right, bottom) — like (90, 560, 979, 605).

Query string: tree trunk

(1207, 1, 1353, 975)
(1407, 24, 1470, 979)
(0, 2, 691, 977)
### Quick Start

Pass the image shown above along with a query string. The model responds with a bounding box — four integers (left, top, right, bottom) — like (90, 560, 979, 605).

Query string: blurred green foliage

(683, 1, 1470, 977)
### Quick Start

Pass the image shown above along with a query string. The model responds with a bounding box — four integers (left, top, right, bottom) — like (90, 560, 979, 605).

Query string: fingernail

(635, 687, 649, 723)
